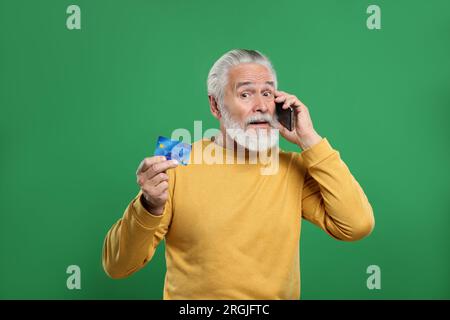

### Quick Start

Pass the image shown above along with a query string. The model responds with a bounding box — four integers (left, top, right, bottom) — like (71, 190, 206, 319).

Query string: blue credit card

(154, 136, 191, 166)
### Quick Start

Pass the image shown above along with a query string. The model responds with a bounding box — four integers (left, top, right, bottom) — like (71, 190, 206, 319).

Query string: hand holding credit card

(154, 136, 192, 166)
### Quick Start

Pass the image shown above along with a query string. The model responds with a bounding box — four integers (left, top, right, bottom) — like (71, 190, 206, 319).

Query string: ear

(208, 95, 221, 120)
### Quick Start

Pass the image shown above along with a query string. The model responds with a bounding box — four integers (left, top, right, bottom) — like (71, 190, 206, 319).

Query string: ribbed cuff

(301, 138, 336, 169)
(131, 193, 165, 229)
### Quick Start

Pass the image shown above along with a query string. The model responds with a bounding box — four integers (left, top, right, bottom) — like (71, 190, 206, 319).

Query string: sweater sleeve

(299, 138, 375, 241)
(102, 168, 175, 279)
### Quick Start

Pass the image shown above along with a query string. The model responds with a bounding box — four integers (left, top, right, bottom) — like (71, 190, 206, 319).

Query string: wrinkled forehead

(227, 63, 275, 91)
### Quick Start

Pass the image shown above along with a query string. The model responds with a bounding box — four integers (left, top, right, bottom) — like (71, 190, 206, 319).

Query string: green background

(1, 0, 449, 299)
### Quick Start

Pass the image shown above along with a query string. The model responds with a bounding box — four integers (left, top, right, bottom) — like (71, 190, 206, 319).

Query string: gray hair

(207, 49, 278, 110)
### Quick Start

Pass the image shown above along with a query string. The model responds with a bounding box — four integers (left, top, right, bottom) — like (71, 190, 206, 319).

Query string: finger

(138, 171, 168, 188)
(295, 103, 308, 114)
(294, 97, 308, 111)
(137, 156, 166, 174)
(274, 92, 288, 101)
(293, 99, 303, 109)
(153, 181, 169, 194)
(282, 97, 297, 109)
(147, 172, 169, 187)
(147, 159, 179, 176)
(142, 181, 169, 201)
(274, 95, 286, 103)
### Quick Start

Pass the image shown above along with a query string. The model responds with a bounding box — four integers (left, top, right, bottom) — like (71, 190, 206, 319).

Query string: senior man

(102, 49, 375, 299)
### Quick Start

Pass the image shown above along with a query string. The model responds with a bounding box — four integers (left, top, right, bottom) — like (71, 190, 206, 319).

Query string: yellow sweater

(102, 137, 374, 299)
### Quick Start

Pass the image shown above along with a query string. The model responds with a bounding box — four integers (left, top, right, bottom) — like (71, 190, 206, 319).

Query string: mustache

(244, 114, 278, 128)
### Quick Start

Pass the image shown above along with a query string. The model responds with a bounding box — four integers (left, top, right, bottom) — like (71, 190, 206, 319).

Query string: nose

(253, 95, 268, 113)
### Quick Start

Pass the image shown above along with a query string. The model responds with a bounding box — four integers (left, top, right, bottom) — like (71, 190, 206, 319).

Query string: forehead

(228, 63, 274, 88)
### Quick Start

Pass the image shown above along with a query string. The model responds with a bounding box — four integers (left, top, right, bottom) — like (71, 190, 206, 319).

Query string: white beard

(219, 106, 279, 152)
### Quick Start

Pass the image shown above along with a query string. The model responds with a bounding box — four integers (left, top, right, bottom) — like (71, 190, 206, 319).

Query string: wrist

(140, 194, 164, 216)
(298, 131, 322, 150)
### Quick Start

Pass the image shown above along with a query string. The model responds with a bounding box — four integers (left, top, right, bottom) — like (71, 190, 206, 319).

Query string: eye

(263, 91, 273, 97)
(240, 92, 250, 98)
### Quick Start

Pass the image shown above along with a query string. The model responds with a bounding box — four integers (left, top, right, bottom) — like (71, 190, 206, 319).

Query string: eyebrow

(235, 81, 275, 90)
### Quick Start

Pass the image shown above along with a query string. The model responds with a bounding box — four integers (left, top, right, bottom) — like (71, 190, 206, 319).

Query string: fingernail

(172, 160, 178, 165)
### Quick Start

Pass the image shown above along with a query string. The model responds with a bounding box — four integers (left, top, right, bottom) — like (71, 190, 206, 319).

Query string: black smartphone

(275, 102, 294, 131)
